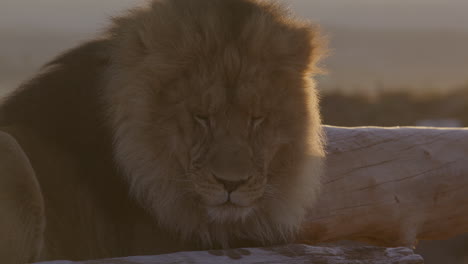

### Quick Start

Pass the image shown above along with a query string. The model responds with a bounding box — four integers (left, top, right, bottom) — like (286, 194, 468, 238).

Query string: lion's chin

(206, 203, 255, 223)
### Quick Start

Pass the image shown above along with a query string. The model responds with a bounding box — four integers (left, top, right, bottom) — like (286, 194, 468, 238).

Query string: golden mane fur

(0, 0, 325, 262)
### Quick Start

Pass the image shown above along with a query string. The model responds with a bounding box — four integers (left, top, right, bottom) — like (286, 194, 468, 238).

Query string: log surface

(35, 244, 423, 264)
(304, 126, 468, 247)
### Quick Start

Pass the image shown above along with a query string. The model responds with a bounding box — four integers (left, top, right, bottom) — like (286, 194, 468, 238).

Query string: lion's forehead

(181, 68, 306, 114)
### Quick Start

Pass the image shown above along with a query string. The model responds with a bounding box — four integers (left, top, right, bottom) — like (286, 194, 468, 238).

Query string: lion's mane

(105, 0, 325, 248)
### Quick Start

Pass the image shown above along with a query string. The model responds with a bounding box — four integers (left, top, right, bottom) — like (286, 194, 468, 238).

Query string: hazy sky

(1, 0, 468, 93)
(1, 0, 468, 33)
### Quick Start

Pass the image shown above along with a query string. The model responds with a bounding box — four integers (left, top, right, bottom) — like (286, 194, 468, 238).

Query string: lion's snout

(213, 175, 249, 193)
(208, 141, 253, 182)
(195, 174, 265, 209)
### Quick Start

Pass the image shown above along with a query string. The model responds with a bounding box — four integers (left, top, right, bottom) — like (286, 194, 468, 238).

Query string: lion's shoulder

(0, 128, 45, 262)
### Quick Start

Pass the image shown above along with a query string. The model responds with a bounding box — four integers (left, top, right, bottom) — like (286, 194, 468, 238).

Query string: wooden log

(34, 244, 423, 264)
(303, 126, 468, 247)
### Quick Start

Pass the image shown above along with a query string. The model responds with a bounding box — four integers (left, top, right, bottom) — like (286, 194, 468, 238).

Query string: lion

(0, 0, 325, 262)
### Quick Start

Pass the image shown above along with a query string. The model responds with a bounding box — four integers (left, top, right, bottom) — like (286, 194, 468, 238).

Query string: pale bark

(34, 244, 423, 264)
(304, 126, 468, 247)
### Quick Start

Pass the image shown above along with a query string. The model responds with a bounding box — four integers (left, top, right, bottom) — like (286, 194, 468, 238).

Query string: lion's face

(105, 0, 325, 248)
(168, 66, 310, 224)
(188, 109, 266, 221)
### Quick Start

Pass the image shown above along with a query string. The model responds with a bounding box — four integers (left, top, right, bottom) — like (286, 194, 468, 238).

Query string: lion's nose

(213, 175, 247, 193)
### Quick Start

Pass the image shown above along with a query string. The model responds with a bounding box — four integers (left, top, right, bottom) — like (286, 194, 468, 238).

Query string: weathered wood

(304, 126, 468, 247)
(34, 244, 423, 264)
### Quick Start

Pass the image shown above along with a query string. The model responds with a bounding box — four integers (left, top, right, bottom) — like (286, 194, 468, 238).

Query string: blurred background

(1, 0, 467, 263)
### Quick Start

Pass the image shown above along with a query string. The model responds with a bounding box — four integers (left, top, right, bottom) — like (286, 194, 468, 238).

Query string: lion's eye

(251, 116, 265, 130)
(194, 114, 210, 127)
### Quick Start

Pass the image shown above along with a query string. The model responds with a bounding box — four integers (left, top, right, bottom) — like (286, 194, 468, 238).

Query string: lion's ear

(271, 25, 327, 74)
(107, 13, 152, 66)
(136, 29, 151, 55)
